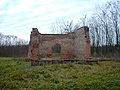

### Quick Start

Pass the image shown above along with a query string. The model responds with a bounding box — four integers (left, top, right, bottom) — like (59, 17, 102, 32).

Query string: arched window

(52, 43, 61, 54)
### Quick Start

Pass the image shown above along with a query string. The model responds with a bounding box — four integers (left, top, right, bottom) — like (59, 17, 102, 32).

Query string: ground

(0, 58, 120, 89)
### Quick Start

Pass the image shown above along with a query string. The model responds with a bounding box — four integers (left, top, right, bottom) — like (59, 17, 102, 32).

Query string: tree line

(89, 0, 120, 57)
(0, 32, 28, 46)
(0, 32, 28, 57)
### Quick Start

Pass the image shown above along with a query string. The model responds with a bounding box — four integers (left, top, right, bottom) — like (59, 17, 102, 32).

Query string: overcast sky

(0, 0, 112, 41)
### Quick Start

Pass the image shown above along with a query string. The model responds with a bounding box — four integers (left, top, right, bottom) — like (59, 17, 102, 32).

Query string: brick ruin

(28, 26, 91, 60)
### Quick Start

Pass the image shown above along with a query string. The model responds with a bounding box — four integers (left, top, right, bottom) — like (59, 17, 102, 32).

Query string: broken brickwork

(28, 26, 91, 60)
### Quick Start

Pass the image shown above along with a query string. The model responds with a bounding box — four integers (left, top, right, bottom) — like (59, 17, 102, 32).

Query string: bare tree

(0, 33, 4, 46)
(79, 14, 87, 26)
(51, 18, 81, 34)
(87, 0, 120, 57)
(107, 0, 120, 46)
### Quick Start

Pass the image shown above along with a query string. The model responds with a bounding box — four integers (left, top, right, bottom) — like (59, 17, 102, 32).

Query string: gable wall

(28, 26, 91, 60)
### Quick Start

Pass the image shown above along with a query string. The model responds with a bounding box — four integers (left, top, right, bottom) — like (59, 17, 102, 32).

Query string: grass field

(0, 58, 120, 90)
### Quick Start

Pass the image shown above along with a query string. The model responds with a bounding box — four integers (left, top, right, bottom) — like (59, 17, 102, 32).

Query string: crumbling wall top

(32, 28, 38, 32)
(30, 28, 40, 38)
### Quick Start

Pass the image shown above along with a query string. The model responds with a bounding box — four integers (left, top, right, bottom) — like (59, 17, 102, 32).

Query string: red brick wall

(28, 26, 91, 60)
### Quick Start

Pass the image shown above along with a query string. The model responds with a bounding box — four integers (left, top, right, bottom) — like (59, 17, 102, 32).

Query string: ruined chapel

(28, 26, 91, 60)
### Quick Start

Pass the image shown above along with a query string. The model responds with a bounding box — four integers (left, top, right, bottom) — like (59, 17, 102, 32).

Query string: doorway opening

(52, 43, 61, 59)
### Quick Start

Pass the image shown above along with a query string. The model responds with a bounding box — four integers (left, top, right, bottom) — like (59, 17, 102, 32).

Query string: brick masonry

(28, 26, 91, 60)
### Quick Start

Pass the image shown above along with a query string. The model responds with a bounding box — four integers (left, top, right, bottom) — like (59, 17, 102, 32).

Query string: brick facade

(28, 26, 91, 60)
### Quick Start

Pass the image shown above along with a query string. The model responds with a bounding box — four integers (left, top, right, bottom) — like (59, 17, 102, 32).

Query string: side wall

(28, 28, 40, 60)
(74, 26, 91, 59)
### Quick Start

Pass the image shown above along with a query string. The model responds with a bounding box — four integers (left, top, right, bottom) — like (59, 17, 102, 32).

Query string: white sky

(0, 0, 112, 41)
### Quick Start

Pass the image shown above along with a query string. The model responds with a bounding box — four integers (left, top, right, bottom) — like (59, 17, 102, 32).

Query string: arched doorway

(52, 43, 61, 59)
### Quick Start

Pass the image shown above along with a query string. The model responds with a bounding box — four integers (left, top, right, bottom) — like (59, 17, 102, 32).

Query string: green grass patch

(0, 57, 120, 89)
